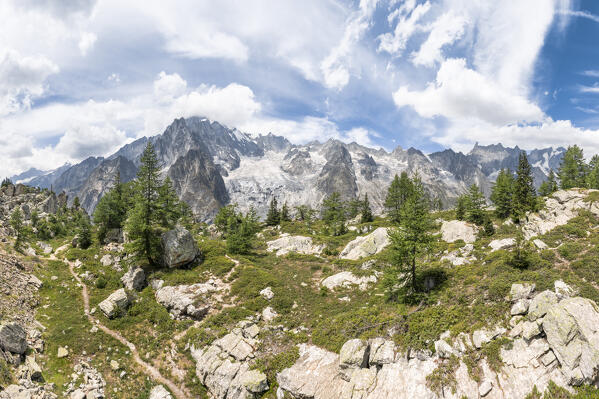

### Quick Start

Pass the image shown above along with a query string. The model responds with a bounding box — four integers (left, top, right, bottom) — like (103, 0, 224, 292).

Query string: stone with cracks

(440, 220, 477, 243)
(149, 385, 173, 399)
(266, 234, 325, 257)
(155, 281, 221, 320)
(510, 283, 535, 301)
(528, 290, 558, 320)
(0, 322, 27, 354)
(339, 227, 390, 260)
(161, 226, 199, 268)
(489, 238, 516, 252)
(98, 288, 130, 319)
(121, 266, 146, 291)
(321, 271, 377, 291)
(339, 339, 369, 369)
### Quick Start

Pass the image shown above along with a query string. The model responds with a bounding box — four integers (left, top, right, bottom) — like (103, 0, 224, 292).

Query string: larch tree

(385, 172, 413, 224)
(514, 151, 537, 219)
(490, 169, 515, 219)
(559, 145, 587, 189)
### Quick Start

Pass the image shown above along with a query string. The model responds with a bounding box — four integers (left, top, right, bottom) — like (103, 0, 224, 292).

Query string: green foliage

(559, 145, 587, 189)
(0, 358, 12, 387)
(10, 208, 25, 251)
(0, 177, 12, 188)
(214, 204, 239, 236)
(491, 169, 515, 218)
(482, 217, 495, 237)
(385, 174, 433, 298)
(514, 151, 537, 218)
(280, 201, 291, 222)
(94, 171, 131, 242)
(455, 195, 467, 220)
(481, 337, 512, 372)
(321, 192, 347, 236)
(254, 347, 300, 394)
(265, 197, 280, 226)
(294, 205, 315, 223)
(385, 172, 413, 224)
(465, 184, 486, 225)
(508, 232, 533, 269)
(156, 176, 191, 229)
(426, 355, 459, 396)
(226, 207, 260, 254)
(360, 193, 374, 223)
(77, 218, 93, 249)
(539, 170, 559, 197)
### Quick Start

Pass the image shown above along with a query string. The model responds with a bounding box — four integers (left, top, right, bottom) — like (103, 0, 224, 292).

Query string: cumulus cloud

(378, 0, 431, 56)
(54, 124, 129, 159)
(411, 11, 466, 67)
(78, 32, 97, 55)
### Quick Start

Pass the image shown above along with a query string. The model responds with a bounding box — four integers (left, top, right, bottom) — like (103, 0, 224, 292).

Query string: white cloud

(78, 32, 97, 55)
(411, 11, 466, 67)
(0, 49, 59, 116)
(55, 124, 129, 159)
(393, 58, 543, 125)
(378, 1, 431, 56)
(153, 71, 187, 101)
(343, 127, 381, 147)
(579, 85, 599, 94)
(582, 70, 599, 78)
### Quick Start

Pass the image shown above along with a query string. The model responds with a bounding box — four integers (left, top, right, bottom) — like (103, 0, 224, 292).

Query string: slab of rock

(262, 306, 278, 322)
(149, 385, 173, 399)
(339, 227, 390, 260)
(472, 326, 506, 349)
(0, 322, 27, 354)
(489, 237, 516, 251)
(266, 234, 325, 257)
(440, 220, 477, 243)
(533, 239, 548, 249)
(528, 290, 558, 320)
(510, 299, 530, 316)
(36, 241, 53, 254)
(321, 271, 377, 291)
(98, 288, 130, 319)
(121, 266, 146, 291)
(434, 339, 455, 359)
(100, 254, 113, 267)
(368, 338, 395, 366)
(510, 283, 535, 301)
(240, 369, 268, 393)
(339, 339, 369, 369)
(155, 280, 221, 320)
(161, 226, 199, 268)
(554, 280, 575, 299)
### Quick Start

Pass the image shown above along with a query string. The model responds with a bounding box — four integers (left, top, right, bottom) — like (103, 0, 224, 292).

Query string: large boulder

(489, 238, 516, 252)
(321, 271, 377, 291)
(161, 226, 199, 268)
(266, 234, 325, 257)
(98, 289, 131, 318)
(0, 322, 27, 354)
(440, 220, 477, 243)
(542, 297, 599, 385)
(339, 227, 390, 260)
(121, 266, 146, 291)
(155, 280, 222, 320)
(149, 385, 173, 399)
(528, 290, 558, 320)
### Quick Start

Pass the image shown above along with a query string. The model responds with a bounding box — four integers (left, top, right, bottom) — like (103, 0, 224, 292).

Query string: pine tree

(322, 192, 346, 236)
(265, 197, 280, 226)
(226, 207, 260, 254)
(538, 170, 559, 196)
(1, 178, 12, 188)
(78, 219, 93, 249)
(125, 142, 162, 264)
(385, 174, 433, 298)
(214, 204, 239, 236)
(455, 195, 467, 220)
(280, 202, 291, 222)
(587, 155, 599, 189)
(73, 196, 81, 209)
(559, 145, 587, 189)
(514, 151, 537, 218)
(156, 176, 185, 229)
(385, 172, 413, 224)
(465, 184, 486, 225)
(360, 193, 374, 223)
(490, 169, 514, 219)
(10, 208, 25, 251)
(94, 171, 129, 242)
(30, 210, 39, 228)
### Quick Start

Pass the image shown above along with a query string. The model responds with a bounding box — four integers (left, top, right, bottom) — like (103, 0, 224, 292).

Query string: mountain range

(12, 117, 566, 220)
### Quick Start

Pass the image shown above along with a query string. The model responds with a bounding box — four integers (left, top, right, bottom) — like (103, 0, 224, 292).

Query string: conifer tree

(559, 145, 587, 189)
(385, 174, 433, 297)
(125, 142, 162, 264)
(30, 210, 39, 228)
(10, 208, 24, 251)
(464, 184, 486, 225)
(490, 169, 515, 219)
(214, 204, 239, 236)
(514, 151, 537, 218)
(360, 193, 374, 223)
(94, 171, 129, 242)
(322, 192, 346, 236)
(156, 176, 186, 229)
(385, 172, 413, 224)
(455, 195, 467, 220)
(73, 196, 81, 209)
(280, 202, 291, 222)
(587, 155, 599, 189)
(539, 170, 559, 196)
(226, 207, 260, 254)
(265, 197, 280, 226)
(346, 198, 363, 219)
(78, 219, 93, 249)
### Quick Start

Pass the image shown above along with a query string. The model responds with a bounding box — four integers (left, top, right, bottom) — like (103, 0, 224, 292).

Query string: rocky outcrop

(321, 271, 377, 291)
(316, 141, 358, 200)
(191, 318, 268, 398)
(440, 220, 477, 243)
(160, 226, 199, 268)
(441, 244, 474, 266)
(121, 266, 146, 291)
(0, 322, 27, 354)
(339, 228, 390, 260)
(155, 279, 225, 320)
(64, 362, 106, 399)
(149, 385, 173, 399)
(523, 189, 599, 239)
(266, 234, 325, 257)
(489, 238, 516, 251)
(98, 288, 131, 319)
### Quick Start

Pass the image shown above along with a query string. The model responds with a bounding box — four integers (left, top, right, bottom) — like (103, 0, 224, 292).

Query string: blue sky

(1, 0, 599, 176)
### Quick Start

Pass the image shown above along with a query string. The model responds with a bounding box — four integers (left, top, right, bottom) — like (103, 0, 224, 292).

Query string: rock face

(98, 289, 131, 318)
(440, 220, 477, 243)
(161, 226, 199, 268)
(523, 189, 599, 239)
(155, 280, 223, 320)
(321, 271, 377, 291)
(489, 238, 516, 251)
(0, 322, 27, 354)
(121, 266, 146, 291)
(339, 228, 390, 260)
(191, 319, 268, 398)
(316, 142, 358, 200)
(149, 385, 173, 399)
(266, 235, 325, 257)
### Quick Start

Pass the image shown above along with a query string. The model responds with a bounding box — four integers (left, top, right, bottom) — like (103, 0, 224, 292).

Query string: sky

(1, 0, 599, 176)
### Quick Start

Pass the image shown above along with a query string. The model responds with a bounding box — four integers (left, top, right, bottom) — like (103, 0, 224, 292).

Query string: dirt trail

(59, 256, 189, 399)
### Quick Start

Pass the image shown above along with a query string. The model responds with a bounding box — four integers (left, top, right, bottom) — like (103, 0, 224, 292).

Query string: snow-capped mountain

(28, 117, 565, 220)
(10, 163, 72, 189)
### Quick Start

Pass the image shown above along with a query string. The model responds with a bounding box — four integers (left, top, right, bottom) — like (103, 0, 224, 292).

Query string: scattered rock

(149, 385, 173, 399)
(57, 346, 69, 358)
(434, 339, 455, 359)
(472, 326, 506, 349)
(161, 226, 199, 268)
(259, 286, 274, 300)
(489, 237, 516, 251)
(533, 239, 548, 249)
(155, 280, 223, 320)
(266, 234, 324, 257)
(321, 271, 377, 291)
(0, 322, 27, 354)
(262, 306, 278, 322)
(510, 283, 535, 301)
(554, 280, 575, 299)
(110, 360, 120, 370)
(98, 288, 131, 319)
(440, 220, 477, 243)
(120, 266, 146, 291)
(510, 299, 530, 316)
(528, 290, 558, 320)
(100, 254, 113, 267)
(36, 241, 53, 254)
(479, 380, 493, 397)
(339, 227, 390, 260)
